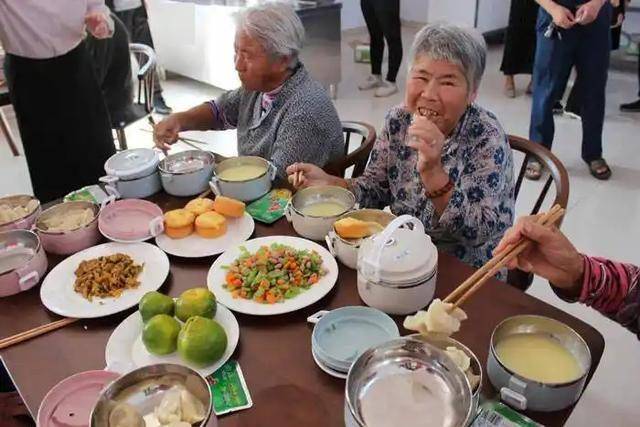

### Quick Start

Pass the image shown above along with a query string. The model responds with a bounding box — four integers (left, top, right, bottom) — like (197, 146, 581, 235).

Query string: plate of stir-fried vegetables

(207, 236, 338, 315)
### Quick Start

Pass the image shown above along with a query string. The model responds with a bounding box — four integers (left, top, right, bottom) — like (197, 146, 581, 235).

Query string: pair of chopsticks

(0, 317, 78, 350)
(444, 204, 565, 309)
(147, 116, 204, 151)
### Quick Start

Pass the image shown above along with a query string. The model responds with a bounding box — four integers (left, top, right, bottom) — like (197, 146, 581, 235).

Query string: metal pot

(286, 186, 356, 241)
(35, 201, 101, 255)
(91, 363, 214, 427)
(357, 215, 437, 315)
(210, 156, 276, 202)
(410, 334, 483, 418)
(0, 229, 48, 297)
(487, 315, 591, 412)
(100, 148, 161, 199)
(159, 150, 215, 197)
(345, 336, 474, 427)
(325, 209, 396, 269)
(0, 195, 41, 232)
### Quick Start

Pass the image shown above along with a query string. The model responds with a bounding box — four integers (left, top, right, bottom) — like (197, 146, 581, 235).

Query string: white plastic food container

(100, 148, 161, 199)
(357, 215, 437, 315)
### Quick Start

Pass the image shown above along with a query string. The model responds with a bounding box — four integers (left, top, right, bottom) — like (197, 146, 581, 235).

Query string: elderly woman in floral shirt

(287, 23, 515, 272)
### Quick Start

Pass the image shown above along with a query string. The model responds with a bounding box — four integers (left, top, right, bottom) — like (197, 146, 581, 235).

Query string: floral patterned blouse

(351, 104, 515, 273)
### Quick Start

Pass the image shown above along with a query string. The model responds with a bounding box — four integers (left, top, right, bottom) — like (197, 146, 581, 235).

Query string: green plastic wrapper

(207, 360, 253, 416)
(246, 189, 292, 224)
(64, 185, 109, 204)
(471, 400, 544, 427)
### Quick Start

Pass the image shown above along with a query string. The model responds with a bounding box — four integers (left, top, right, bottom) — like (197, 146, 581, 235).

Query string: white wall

(401, 0, 429, 23)
(341, 0, 365, 30)
(476, 0, 510, 33)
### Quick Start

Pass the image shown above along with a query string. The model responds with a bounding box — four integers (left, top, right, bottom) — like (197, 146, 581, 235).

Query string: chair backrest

(325, 121, 376, 178)
(507, 134, 570, 291)
(130, 43, 156, 114)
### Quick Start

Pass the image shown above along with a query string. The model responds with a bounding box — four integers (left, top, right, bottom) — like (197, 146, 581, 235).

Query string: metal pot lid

(359, 215, 437, 286)
(104, 148, 159, 179)
(346, 337, 473, 427)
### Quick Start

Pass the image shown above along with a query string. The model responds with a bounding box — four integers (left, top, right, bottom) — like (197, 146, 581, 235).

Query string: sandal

(525, 159, 543, 181)
(588, 158, 612, 180)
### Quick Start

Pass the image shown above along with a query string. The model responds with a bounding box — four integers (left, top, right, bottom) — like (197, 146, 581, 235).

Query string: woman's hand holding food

(406, 113, 446, 177)
(286, 163, 345, 189)
(494, 216, 585, 294)
(153, 114, 182, 151)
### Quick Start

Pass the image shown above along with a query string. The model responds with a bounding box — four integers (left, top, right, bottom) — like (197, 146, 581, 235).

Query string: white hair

(235, 2, 305, 69)
(411, 22, 487, 93)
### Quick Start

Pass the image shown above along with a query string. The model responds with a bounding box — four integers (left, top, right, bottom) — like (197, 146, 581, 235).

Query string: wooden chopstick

(444, 205, 565, 309)
(146, 117, 204, 151)
(0, 317, 78, 350)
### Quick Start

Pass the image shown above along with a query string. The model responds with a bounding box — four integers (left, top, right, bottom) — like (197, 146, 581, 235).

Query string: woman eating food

(152, 2, 343, 179)
(287, 23, 515, 273)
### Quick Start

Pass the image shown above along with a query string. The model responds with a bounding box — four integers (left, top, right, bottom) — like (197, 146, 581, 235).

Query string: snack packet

(207, 360, 253, 416)
(246, 189, 291, 224)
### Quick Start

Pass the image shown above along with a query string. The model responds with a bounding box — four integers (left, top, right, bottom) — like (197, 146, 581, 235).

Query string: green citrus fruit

(177, 316, 227, 367)
(139, 291, 175, 323)
(142, 314, 181, 355)
(175, 288, 216, 322)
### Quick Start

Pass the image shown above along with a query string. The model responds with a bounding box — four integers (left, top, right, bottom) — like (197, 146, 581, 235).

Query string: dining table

(0, 191, 605, 427)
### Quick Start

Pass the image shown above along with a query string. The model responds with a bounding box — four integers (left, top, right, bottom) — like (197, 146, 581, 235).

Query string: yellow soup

(495, 333, 583, 383)
(218, 164, 266, 181)
(301, 201, 347, 217)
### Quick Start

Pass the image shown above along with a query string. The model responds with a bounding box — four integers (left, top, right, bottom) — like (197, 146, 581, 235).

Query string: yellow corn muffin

(212, 195, 246, 218)
(164, 209, 196, 239)
(334, 217, 382, 239)
(185, 197, 215, 216)
(195, 211, 227, 238)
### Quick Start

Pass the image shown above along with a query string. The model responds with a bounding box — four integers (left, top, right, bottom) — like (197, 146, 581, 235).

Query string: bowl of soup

(487, 315, 591, 412)
(286, 186, 356, 241)
(210, 156, 276, 202)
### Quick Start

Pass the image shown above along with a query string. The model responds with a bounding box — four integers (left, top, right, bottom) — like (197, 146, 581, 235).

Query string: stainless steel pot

(0, 229, 48, 297)
(357, 215, 438, 315)
(159, 150, 215, 197)
(345, 336, 474, 427)
(210, 156, 276, 202)
(410, 334, 483, 418)
(91, 363, 213, 427)
(325, 209, 395, 269)
(100, 148, 162, 199)
(286, 185, 356, 241)
(487, 315, 591, 412)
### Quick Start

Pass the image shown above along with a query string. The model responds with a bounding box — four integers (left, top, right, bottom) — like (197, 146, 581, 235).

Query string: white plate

(155, 213, 255, 258)
(105, 304, 240, 378)
(207, 236, 339, 316)
(40, 242, 169, 318)
(312, 346, 347, 379)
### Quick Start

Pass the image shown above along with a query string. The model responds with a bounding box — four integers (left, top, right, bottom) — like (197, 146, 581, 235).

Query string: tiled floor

(1, 26, 639, 425)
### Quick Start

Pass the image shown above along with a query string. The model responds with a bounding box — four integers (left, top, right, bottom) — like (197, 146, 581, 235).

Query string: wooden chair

(507, 134, 570, 291)
(325, 121, 376, 178)
(112, 43, 156, 151)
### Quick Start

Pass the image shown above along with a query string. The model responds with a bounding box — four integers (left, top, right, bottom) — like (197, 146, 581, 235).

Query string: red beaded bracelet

(425, 178, 454, 199)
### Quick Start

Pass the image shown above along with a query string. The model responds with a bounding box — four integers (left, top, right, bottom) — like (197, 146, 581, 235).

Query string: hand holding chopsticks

(0, 317, 78, 350)
(444, 205, 566, 309)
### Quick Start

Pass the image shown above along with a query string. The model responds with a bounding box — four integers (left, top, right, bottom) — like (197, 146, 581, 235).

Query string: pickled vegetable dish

(223, 243, 326, 303)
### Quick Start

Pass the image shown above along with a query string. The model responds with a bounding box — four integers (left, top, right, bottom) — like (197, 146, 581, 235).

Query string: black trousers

(114, 5, 163, 95)
(4, 42, 116, 203)
(360, 0, 403, 82)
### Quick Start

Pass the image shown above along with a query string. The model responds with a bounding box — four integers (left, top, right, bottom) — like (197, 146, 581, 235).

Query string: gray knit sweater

(209, 64, 344, 179)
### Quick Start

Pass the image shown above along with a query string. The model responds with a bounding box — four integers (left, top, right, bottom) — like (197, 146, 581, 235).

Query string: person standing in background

(619, 0, 640, 112)
(528, 0, 612, 181)
(500, 0, 540, 97)
(358, 0, 403, 97)
(0, 0, 117, 203)
(106, 0, 173, 114)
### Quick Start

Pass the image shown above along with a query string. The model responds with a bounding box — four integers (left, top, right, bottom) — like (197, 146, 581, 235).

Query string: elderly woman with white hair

(153, 2, 343, 178)
(288, 23, 515, 272)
